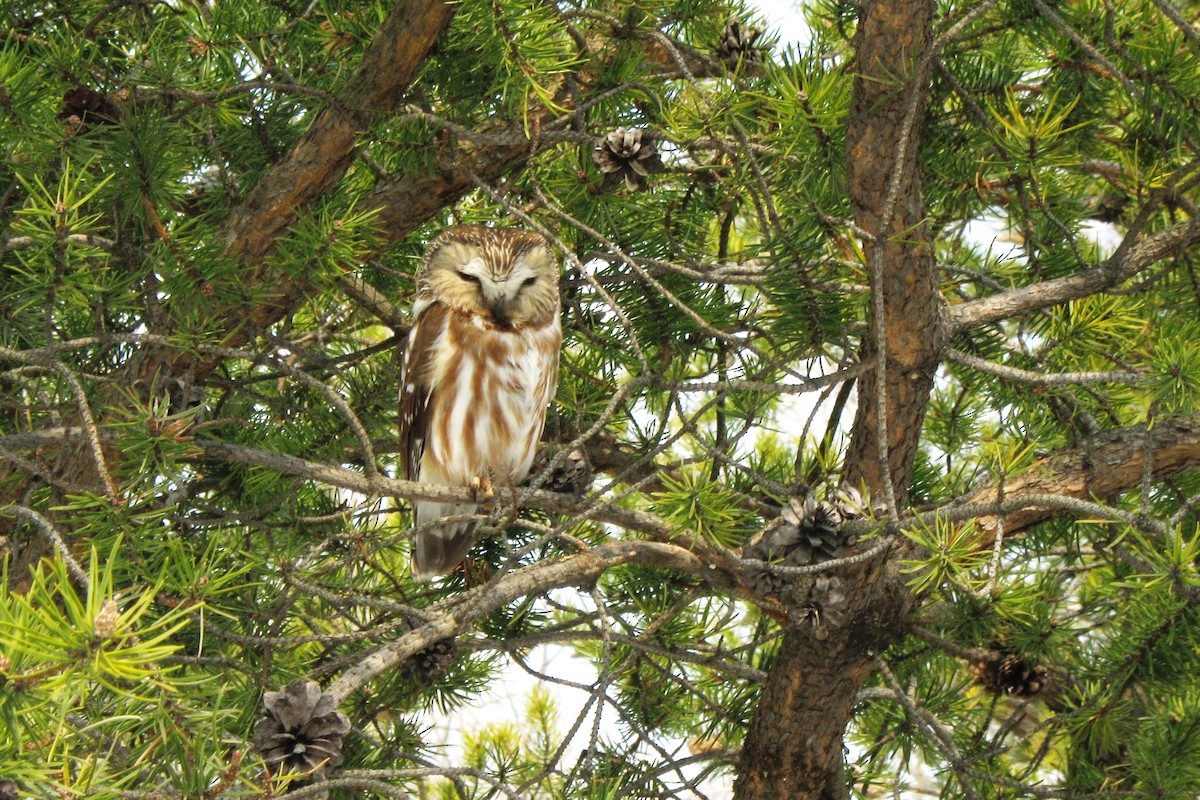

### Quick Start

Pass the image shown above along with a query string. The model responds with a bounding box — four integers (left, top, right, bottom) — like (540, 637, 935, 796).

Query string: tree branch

(192, 439, 744, 584)
(221, 0, 455, 265)
(358, 123, 537, 248)
(945, 347, 1142, 385)
(326, 539, 714, 703)
(133, 0, 455, 379)
(949, 216, 1200, 331)
(955, 413, 1200, 546)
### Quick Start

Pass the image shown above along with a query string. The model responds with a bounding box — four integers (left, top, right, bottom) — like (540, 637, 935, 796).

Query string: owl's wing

(398, 298, 446, 481)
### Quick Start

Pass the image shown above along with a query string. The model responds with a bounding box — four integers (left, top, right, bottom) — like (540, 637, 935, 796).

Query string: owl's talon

(470, 475, 496, 509)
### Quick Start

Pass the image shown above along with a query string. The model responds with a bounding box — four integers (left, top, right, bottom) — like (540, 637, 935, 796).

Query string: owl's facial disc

(456, 256, 541, 328)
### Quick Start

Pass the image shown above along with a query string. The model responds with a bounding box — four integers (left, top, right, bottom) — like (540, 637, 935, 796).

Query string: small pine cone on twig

(405, 638, 457, 685)
(547, 447, 592, 493)
(253, 679, 351, 788)
(742, 491, 859, 568)
(59, 87, 121, 129)
(592, 128, 664, 191)
(969, 648, 1048, 698)
(716, 17, 766, 66)
(792, 575, 851, 639)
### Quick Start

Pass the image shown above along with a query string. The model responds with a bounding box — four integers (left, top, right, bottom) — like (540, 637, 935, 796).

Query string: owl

(399, 225, 562, 578)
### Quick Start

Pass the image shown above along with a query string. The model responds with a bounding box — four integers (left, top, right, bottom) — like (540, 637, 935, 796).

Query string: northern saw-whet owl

(399, 226, 562, 578)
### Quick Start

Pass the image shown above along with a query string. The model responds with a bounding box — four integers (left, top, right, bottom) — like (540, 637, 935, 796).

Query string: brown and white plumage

(399, 226, 562, 578)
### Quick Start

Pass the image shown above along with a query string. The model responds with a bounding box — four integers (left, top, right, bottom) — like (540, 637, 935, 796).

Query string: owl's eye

(521, 276, 538, 288)
(457, 271, 481, 285)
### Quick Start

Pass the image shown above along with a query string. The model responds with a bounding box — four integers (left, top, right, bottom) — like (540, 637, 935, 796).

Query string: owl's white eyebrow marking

(457, 256, 488, 277)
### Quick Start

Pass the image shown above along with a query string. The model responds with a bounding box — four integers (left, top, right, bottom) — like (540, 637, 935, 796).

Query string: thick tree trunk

(842, 0, 943, 499)
(735, 2, 941, 797)
(734, 553, 907, 799)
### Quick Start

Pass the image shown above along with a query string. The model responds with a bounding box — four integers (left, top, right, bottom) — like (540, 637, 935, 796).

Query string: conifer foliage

(3, 0, 1200, 797)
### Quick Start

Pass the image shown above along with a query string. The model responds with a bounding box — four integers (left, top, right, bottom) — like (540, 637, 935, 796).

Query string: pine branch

(124, 0, 455, 383)
(949, 215, 1200, 330)
(326, 539, 719, 704)
(945, 347, 1142, 385)
(191, 438, 743, 585)
(220, 0, 455, 266)
(954, 413, 1200, 547)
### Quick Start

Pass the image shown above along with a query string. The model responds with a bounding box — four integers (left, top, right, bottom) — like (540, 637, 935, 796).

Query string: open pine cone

(716, 17, 766, 66)
(742, 486, 880, 600)
(969, 648, 1048, 698)
(253, 679, 351, 787)
(405, 638, 457, 685)
(792, 574, 850, 639)
(592, 127, 664, 191)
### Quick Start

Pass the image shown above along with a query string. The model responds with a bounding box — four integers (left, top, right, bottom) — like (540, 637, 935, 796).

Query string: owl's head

(417, 225, 560, 329)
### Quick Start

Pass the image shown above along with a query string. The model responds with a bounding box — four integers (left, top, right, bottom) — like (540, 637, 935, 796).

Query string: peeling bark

(964, 415, 1200, 544)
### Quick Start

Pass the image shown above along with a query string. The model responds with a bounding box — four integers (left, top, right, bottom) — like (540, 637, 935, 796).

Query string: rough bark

(962, 415, 1200, 544)
(736, 2, 940, 797)
(841, 1, 943, 498)
(734, 553, 906, 800)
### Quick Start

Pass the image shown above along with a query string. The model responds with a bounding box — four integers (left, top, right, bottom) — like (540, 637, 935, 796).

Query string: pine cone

(969, 649, 1047, 698)
(592, 128, 664, 191)
(253, 679, 351, 787)
(93, 599, 120, 640)
(742, 486, 881, 599)
(716, 18, 766, 66)
(547, 447, 593, 493)
(406, 638, 457, 685)
(791, 575, 851, 639)
(530, 447, 593, 493)
(813, 574, 849, 629)
(743, 492, 856, 568)
(59, 87, 120, 128)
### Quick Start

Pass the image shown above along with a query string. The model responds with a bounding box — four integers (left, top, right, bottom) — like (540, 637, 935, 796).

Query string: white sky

(754, 0, 811, 47)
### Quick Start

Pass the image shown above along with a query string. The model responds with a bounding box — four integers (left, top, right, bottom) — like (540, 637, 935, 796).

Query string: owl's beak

(484, 299, 508, 326)
(481, 281, 519, 327)
(486, 297, 512, 327)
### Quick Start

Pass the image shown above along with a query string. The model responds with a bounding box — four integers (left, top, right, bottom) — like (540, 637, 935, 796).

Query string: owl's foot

(469, 474, 496, 510)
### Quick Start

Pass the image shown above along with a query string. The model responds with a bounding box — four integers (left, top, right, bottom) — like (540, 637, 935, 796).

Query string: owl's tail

(411, 500, 477, 579)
